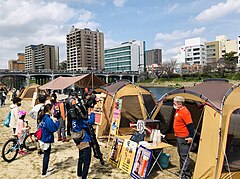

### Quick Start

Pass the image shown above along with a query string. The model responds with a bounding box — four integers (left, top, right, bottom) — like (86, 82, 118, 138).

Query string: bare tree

(162, 59, 177, 79)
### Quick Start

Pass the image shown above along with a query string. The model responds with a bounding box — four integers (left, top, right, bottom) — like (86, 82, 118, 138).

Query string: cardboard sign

(110, 99, 122, 135)
(108, 137, 124, 167)
(119, 139, 138, 174)
(131, 145, 152, 179)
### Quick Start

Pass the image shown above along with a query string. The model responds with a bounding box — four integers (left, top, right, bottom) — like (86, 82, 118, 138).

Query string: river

(145, 87, 175, 100)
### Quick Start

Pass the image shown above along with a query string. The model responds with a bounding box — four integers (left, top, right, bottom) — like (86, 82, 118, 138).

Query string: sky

(0, 0, 240, 69)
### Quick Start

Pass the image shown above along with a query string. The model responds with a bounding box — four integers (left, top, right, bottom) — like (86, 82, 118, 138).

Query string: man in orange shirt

(173, 96, 194, 179)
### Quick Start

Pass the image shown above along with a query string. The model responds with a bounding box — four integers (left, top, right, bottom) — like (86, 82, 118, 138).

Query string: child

(15, 110, 28, 155)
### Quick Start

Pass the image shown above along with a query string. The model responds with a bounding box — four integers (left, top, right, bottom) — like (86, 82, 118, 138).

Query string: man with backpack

(66, 91, 78, 137)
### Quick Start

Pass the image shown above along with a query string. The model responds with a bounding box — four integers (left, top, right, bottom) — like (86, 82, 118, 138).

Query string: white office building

(181, 37, 206, 66)
(104, 40, 145, 72)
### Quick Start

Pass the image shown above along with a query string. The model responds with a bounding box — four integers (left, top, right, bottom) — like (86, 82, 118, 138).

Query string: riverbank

(138, 79, 240, 88)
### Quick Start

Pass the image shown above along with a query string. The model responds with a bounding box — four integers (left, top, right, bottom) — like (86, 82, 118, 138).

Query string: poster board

(94, 112, 102, 125)
(110, 99, 122, 135)
(93, 93, 105, 125)
(108, 136, 124, 167)
(130, 145, 153, 179)
(119, 139, 138, 174)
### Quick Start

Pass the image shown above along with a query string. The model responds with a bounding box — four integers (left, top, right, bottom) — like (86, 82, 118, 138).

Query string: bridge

(0, 69, 140, 89)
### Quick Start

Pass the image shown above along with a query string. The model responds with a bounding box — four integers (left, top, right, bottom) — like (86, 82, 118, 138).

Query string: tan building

(66, 27, 104, 71)
(216, 35, 238, 56)
(8, 53, 25, 70)
(145, 49, 162, 66)
(206, 41, 220, 64)
(25, 44, 59, 71)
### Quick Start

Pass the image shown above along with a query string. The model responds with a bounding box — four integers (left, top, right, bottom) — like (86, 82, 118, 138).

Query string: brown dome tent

(151, 79, 240, 179)
(95, 80, 157, 136)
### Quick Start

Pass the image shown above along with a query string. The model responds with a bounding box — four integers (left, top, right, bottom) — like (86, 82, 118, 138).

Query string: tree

(222, 51, 238, 73)
(162, 59, 177, 79)
(58, 60, 67, 70)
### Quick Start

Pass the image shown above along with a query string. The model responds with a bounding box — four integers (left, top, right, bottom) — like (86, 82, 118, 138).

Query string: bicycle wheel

(23, 133, 38, 151)
(2, 138, 19, 162)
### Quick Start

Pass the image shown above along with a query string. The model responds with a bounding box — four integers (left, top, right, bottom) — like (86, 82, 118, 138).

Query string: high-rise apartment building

(145, 49, 162, 66)
(8, 53, 26, 70)
(66, 27, 104, 71)
(206, 41, 220, 64)
(182, 37, 206, 65)
(104, 40, 145, 72)
(25, 44, 59, 71)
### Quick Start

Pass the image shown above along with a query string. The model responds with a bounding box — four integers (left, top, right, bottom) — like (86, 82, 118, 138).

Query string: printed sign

(110, 99, 122, 135)
(108, 137, 124, 167)
(119, 139, 138, 174)
(130, 145, 152, 179)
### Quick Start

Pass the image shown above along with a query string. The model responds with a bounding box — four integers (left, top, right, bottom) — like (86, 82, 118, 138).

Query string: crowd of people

(6, 88, 97, 178)
(3, 83, 195, 179)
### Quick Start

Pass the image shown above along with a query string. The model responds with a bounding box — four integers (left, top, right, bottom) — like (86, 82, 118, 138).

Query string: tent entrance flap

(222, 109, 240, 173)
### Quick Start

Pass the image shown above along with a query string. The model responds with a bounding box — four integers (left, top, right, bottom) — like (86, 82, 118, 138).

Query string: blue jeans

(176, 137, 192, 177)
(42, 145, 51, 175)
(78, 147, 91, 179)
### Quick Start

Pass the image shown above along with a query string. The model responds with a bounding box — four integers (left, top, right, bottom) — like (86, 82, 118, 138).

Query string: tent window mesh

(225, 109, 240, 172)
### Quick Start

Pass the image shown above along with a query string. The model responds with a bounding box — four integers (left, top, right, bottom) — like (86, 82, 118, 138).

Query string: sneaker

(38, 149, 43, 155)
(62, 138, 70, 142)
(41, 171, 51, 178)
(47, 167, 55, 172)
(58, 138, 63, 141)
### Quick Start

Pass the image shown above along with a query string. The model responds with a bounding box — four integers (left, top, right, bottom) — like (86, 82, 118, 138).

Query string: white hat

(173, 96, 185, 103)
(58, 94, 68, 101)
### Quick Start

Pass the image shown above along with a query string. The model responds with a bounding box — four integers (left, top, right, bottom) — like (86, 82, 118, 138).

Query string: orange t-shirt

(173, 106, 193, 138)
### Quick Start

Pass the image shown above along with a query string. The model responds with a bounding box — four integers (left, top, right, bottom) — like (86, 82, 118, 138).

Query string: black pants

(67, 117, 72, 136)
(42, 145, 51, 175)
(78, 147, 91, 179)
(176, 137, 192, 178)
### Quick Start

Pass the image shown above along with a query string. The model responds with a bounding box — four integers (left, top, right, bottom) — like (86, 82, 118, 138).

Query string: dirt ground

(0, 98, 196, 179)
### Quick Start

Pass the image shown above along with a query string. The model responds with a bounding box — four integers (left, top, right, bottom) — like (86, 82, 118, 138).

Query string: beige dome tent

(20, 84, 47, 100)
(95, 80, 157, 136)
(151, 79, 240, 179)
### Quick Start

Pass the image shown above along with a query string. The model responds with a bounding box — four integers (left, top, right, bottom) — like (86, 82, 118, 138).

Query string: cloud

(195, 0, 240, 22)
(164, 46, 181, 55)
(78, 9, 96, 22)
(155, 27, 206, 41)
(113, 0, 127, 7)
(104, 38, 121, 49)
(0, 0, 101, 68)
(165, 3, 179, 13)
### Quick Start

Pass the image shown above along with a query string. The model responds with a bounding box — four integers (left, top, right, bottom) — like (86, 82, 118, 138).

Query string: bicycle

(2, 121, 38, 162)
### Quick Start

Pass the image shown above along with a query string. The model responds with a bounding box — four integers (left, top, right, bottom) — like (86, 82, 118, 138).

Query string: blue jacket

(72, 112, 95, 143)
(41, 114, 60, 143)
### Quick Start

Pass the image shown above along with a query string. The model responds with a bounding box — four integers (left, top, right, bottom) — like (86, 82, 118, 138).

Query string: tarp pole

(92, 72, 93, 90)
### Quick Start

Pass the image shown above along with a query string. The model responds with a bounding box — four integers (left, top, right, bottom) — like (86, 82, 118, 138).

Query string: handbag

(35, 127, 42, 140)
(71, 130, 85, 141)
(4, 111, 11, 128)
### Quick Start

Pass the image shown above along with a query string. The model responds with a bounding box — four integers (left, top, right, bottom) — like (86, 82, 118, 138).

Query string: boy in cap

(173, 96, 194, 179)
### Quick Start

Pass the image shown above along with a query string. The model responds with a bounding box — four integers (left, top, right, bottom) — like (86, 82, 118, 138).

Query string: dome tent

(151, 79, 240, 179)
(95, 80, 157, 136)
